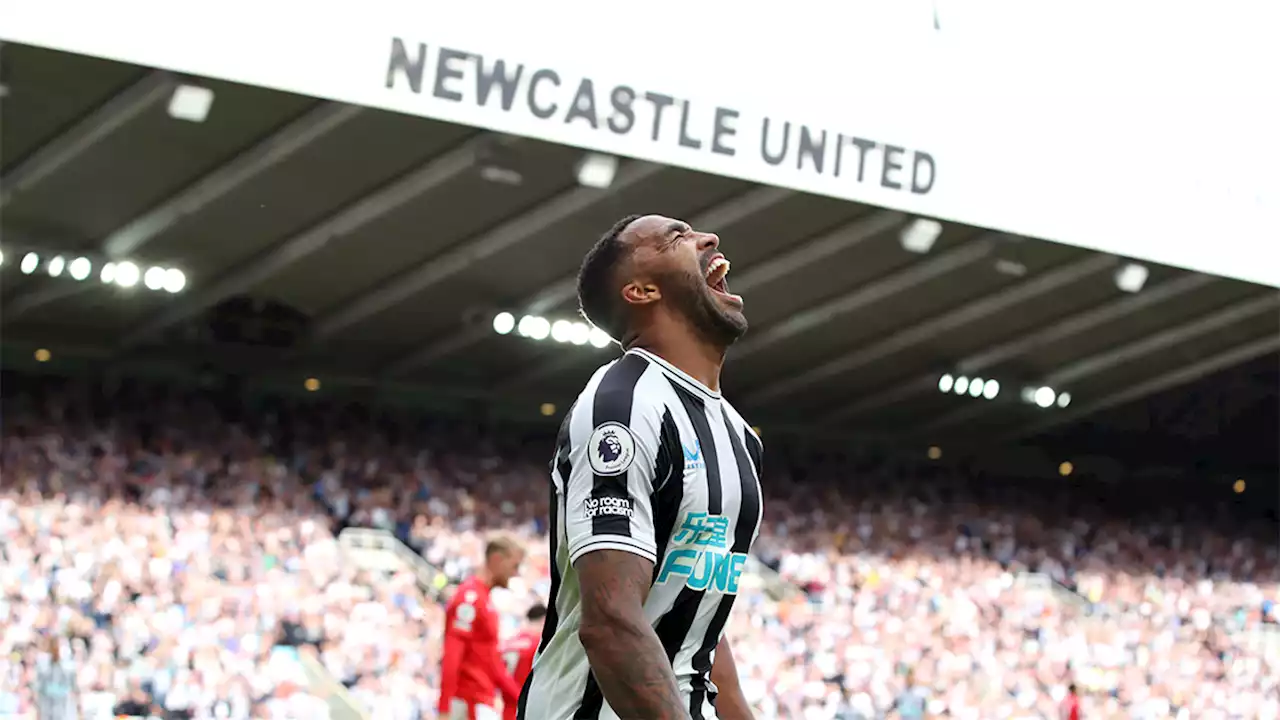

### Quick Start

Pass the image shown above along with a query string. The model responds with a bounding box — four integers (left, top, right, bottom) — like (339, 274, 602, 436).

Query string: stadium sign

(3, 0, 1276, 287)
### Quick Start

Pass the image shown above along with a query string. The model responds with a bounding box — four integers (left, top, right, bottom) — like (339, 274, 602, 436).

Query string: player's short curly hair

(577, 214, 643, 345)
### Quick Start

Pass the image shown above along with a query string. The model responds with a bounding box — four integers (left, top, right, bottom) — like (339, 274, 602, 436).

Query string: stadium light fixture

(500, 314, 614, 349)
(168, 84, 215, 123)
(114, 261, 141, 289)
(927, 445, 942, 460)
(1033, 386, 1057, 408)
(943, 372, 1008, 401)
(3, 244, 182, 292)
(477, 138, 524, 186)
(479, 165, 523, 185)
(1059, 461, 1074, 477)
(304, 377, 321, 392)
(68, 257, 92, 281)
(163, 268, 187, 293)
(493, 311, 516, 335)
(551, 319, 574, 343)
(1234, 479, 1246, 494)
(1056, 392, 1072, 408)
(576, 152, 618, 189)
(34, 348, 51, 363)
(0, 248, 5, 266)
(1114, 262, 1149, 293)
(540, 402, 556, 417)
(588, 327, 613, 349)
(528, 317, 551, 340)
(900, 218, 942, 254)
(144, 266, 167, 290)
(518, 315, 551, 340)
(994, 259, 1027, 277)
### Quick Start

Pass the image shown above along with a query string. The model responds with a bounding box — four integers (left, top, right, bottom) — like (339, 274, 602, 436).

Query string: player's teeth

(706, 258, 730, 280)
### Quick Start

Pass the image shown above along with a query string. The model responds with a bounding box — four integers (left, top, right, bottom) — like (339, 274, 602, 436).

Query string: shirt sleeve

(438, 588, 477, 711)
(563, 362, 674, 566)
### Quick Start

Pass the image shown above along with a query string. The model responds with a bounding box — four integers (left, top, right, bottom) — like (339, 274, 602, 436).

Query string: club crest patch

(588, 422, 636, 476)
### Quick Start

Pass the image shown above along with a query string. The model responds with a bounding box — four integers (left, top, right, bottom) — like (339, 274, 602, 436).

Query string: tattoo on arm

(576, 550, 688, 720)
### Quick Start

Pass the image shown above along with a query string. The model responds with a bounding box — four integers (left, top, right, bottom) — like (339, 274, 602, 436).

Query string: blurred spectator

(34, 635, 78, 720)
(1, 373, 1276, 719)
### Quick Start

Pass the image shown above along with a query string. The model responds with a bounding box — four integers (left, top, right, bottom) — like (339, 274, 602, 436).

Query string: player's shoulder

(451, 576, 489, 602)
(574, 351, 669, 416)
(581, 351, 660, 396)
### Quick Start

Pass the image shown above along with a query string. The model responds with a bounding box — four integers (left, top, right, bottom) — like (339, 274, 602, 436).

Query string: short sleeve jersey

(517, 349, 763, 720)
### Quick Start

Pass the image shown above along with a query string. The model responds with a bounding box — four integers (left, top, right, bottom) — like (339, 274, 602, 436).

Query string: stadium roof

(2, 44, 1277, 469)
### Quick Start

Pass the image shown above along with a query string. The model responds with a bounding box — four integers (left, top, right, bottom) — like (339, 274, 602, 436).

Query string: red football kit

(439, 577, 521, 720)
(1060, 693, 1080, 720)
(499, 628, 540, 720)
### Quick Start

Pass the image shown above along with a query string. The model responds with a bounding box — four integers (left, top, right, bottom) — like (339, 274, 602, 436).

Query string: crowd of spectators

(1, 375, 1276, 720)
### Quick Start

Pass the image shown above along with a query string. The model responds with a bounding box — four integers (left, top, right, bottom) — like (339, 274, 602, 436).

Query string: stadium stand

(2, 374, 1275, 720)
(2, 14, 1277, 720)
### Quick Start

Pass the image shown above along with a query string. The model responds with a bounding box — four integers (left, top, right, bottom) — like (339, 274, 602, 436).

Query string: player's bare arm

(709, 636, 754, 720)
(576, 549, 688, 720)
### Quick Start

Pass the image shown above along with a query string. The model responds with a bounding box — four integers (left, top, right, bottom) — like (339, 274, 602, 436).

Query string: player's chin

(712, 305, 749, 340)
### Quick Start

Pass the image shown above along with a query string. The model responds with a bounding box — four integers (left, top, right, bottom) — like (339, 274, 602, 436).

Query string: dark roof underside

(2, 44, 1276, 474)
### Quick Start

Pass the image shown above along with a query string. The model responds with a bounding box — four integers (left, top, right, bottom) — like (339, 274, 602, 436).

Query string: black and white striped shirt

(518, 348, 763, 720)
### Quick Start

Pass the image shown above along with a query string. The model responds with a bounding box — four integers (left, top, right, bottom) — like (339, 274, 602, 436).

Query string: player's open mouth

(704, 255, 739, 302)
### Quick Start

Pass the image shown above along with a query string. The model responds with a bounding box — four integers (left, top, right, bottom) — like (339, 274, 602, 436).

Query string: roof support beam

(730, 233, 1000, 364)
(824, 273, 1218, 422)
(743, 253, 1119, 406)
(919, 291, 1280, 433)
(492, 206, 906, 392)
(106, 103, 365, 258)
(0, 71, 175, 208)
(309, 161, 669, 341)
(114, 134, 487, 350)
(380, 185, 797, 377)
(1043, 293, 1279, 388)
(2, 102, 363, 322)
(1007, 334, 1280, 440)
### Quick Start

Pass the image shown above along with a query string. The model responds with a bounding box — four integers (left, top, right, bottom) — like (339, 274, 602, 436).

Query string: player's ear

(621, 280, 660, 306)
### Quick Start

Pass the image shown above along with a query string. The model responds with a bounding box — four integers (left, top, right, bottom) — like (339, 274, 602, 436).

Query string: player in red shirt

(439, 537, 525, 720)
(1060, 682, 1081, 720)
(499, 603, 546, 720)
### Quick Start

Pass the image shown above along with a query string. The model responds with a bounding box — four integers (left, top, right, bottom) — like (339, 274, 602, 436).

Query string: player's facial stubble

(658, 262, 748, 348)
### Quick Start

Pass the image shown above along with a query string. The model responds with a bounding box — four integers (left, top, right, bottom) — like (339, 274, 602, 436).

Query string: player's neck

(476, 568, 497, 588)
(633, 321, 725, 392)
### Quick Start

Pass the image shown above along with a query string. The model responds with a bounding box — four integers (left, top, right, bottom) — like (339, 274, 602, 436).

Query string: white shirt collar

(628, 348, 721, 401)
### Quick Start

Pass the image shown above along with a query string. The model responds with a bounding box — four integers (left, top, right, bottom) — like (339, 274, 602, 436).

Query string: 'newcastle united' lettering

(386, 38, 936, 195)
